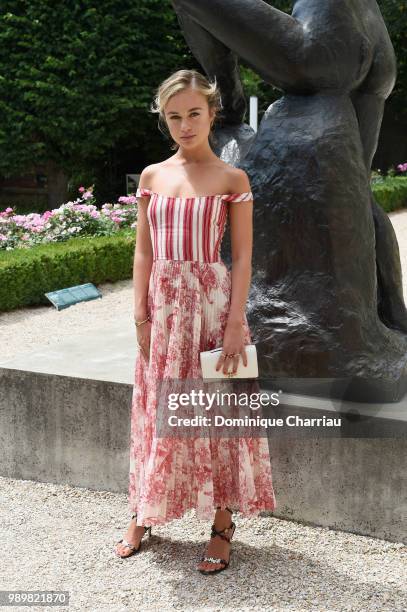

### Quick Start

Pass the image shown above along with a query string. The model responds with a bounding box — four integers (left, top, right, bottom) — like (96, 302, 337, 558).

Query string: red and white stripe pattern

(135, 188, 253, 262)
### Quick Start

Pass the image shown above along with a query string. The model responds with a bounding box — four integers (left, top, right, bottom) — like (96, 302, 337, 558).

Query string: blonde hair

(150, 69, 223, 151)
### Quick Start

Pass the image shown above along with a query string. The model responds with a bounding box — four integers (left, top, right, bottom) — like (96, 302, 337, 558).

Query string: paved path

(0, 210, 406, 362)
(389, 209, 407, 301)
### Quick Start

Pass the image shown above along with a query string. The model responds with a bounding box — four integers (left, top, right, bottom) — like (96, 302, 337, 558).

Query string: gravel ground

(0, 476, 406, 612)
(0, 211, 406, 611)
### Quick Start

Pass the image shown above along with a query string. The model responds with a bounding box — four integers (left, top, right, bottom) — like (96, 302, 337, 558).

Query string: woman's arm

(216, 168, 253, 373)
(133, 166, 154, 321)
(227, 168, 253, 327)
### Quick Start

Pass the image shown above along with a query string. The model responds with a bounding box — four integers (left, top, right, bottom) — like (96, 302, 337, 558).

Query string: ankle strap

(210, 522, 235, 542)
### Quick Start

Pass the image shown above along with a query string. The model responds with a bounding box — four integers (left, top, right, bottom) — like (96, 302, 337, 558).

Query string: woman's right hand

(136, 319, 152, 361)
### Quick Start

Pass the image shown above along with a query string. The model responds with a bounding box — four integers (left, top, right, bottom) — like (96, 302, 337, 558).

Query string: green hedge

(0, 229, 135, 311)
(372, 176, 407, 213)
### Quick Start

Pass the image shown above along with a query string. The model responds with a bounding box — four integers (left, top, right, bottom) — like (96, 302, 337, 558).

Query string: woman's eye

(169, 113, 199, 120)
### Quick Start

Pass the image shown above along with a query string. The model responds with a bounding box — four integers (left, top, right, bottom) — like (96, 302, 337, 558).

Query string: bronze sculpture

(171, 0, 407, 401)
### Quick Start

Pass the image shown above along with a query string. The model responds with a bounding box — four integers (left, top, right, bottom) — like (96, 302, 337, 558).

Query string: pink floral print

(128, 190, 277, 525)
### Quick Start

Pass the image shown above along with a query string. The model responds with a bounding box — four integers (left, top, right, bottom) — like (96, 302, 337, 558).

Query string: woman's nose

(180, 119, 192, 131)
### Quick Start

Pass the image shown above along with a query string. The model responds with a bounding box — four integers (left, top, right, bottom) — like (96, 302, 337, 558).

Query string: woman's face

(164, 88, 215, 149)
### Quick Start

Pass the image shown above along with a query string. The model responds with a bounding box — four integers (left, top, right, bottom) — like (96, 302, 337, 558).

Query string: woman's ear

(209, 108, 216, 127)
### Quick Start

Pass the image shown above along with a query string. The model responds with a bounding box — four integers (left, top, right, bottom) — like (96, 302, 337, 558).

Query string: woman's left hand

(216, 320, 248, 375)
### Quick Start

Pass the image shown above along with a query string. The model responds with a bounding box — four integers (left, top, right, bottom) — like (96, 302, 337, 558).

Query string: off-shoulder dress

(128, 188, 277, 525)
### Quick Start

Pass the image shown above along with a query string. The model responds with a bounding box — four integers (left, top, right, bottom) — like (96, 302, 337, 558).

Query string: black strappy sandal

(198, 506, 236, 575)
(115, 513, 152, 558)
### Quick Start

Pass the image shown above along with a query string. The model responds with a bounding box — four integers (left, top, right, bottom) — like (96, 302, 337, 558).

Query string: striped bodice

(135, 188, 253, 263)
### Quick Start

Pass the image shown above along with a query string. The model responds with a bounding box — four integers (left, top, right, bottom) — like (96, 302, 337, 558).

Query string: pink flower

(82, 191, 93, 200)
(5, 207, 14, 213)
(119, 195, 137, 205)
(78, 186, 85, 193)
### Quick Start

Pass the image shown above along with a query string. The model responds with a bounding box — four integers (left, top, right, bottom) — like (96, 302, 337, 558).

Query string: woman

(115, 69, 276, 574)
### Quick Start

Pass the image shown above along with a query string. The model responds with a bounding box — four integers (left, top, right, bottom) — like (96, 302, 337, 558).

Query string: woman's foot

(115, 515, 150, 558)
(197, 507, 235, 573)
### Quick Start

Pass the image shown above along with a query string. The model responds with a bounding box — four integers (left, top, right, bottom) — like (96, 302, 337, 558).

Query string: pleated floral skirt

(128, 259, 277, 525)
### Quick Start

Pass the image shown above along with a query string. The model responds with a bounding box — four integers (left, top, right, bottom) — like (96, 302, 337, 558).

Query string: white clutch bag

(200, 344, 258, 379)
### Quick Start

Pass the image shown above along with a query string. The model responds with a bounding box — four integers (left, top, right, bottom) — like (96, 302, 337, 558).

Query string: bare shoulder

(225, 166, 251, 194)
(138, 163, 161, 188)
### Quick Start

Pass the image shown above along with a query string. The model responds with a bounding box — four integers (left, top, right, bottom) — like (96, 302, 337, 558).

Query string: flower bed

(2, 170, 407, 253)
(0, 185, 138, 252)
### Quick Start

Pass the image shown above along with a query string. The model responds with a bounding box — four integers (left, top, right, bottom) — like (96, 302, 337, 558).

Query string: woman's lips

(181, 135, 195, 140)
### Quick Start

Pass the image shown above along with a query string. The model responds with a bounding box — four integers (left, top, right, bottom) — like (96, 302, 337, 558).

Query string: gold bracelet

(134, 315, 150, 327)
